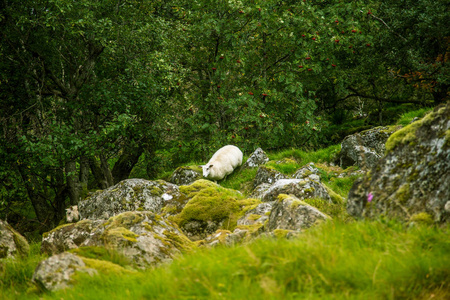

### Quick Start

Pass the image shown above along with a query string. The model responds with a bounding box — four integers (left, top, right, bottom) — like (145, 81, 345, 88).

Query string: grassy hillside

(1, 108, 447, 299)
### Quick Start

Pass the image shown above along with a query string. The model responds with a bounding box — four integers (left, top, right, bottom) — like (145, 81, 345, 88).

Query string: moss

(323, 184, 345, 204)
(162, 230, 195, 253)
(247, 214, 262, 221)
(290, 199, 309, 209)
(11, 230, 30, 257)
(174, 180, 256, 232)
(409, 212, 434, 225)
(103, 227, 139, 243)
(444, 129, 450, 148)
(103, 212, 145, 228)
(150, 186, 163, 196)
(80, 257, 136, 275)
(385, 109, 436, 152)
(395, 184, 411, 204)
(69, 246, 131, 267)
(277, 194, 291, 202)
(272, 229, 292, 238)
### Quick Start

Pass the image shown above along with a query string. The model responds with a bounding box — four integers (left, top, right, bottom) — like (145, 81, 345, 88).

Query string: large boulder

(78, 179, 187, 220)
(0, 219, 30, 259)
(41, 211, 194, 269)
(338, 126, 401, 169)
(260, 179, 332, 203)
(265, 194, 330, 231)
(347, 104, 450, 224)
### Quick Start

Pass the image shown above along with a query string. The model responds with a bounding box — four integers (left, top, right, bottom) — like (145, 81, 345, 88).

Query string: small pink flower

(367, 193, 373, 202)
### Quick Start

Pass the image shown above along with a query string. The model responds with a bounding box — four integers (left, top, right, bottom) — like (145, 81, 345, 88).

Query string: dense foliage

(0, 0, 448, 232)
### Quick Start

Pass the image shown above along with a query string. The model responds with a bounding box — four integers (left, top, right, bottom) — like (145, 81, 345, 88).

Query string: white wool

(66, 205, 80, 223)
(202, 145, 243, 181)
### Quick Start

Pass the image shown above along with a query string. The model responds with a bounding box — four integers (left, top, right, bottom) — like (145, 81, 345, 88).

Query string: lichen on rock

(347, 103, 450, 224)
(78, 178, 186, 220)
(0, 220, 30, 259)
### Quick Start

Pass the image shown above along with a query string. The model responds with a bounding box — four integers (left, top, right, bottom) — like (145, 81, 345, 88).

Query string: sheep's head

(66, 205, 80, 223)
(202, 164, 213, 178)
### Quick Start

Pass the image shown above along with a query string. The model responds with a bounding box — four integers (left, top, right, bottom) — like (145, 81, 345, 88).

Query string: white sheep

(66, 205, 80, 223)
(202, 145, 243, 181)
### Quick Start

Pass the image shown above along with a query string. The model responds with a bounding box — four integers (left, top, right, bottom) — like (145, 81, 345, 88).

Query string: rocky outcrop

(41, 211, 194, 269)
(243, 147, 269, 168)
(338, 126, 401, 169)
(260, 179, 332, 203)
(265, 194, 330, 231)
(78, 179, 187, 220)
(169, 166, 202, 185)
(0, 219, 30, 259)
(347, 104, 450, 224)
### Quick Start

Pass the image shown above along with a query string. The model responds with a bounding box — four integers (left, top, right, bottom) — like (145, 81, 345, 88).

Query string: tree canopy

(0, 0, 448, 233)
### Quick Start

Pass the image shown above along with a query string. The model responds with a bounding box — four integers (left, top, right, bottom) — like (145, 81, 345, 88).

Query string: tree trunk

(89, 156, 110, 189)
(66, 160, 80, 205)
(111, 146, 143, 184)
(17, 166, 56, 230)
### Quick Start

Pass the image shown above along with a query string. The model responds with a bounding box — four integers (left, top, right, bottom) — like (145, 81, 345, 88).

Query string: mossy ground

(173, 179, 260, 231)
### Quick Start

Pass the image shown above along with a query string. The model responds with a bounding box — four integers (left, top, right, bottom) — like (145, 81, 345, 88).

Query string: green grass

(268, 145, 341, 165)
(10, 221, 444, 300)
(396, 108, 433, 126)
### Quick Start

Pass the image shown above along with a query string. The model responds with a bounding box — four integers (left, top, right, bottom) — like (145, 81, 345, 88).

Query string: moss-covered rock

(32, 252, 135, 292)
(0, 219, 30, 259)
(252, 165, 289, 190)
(172, 179, 259, 240)
(338, 125, 402, 169)
(265, 194, 330, 232)
(260, 178, 333, 203)
(41, 211, 194, 269)
(78, 179, 187, 221)
(347, 103, 450, 224)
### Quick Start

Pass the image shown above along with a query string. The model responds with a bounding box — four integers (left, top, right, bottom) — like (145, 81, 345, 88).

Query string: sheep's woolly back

(203, 145, 243, 180)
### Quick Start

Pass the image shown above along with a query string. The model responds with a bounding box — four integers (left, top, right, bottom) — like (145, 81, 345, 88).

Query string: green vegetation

(3, 221, 448, 299)
(0, 0, 448, 298)
(174, 180, 259, 231)
(397, 108, 434, 126)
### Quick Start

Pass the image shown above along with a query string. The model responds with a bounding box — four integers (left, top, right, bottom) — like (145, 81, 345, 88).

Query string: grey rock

(293, 162, 321, 182)
(32, 253, 97, 292)
(237, 202, 274, 226)
(78, 179, 186, 220)
(266, 195, 330, 231)
(260, 179, 332, 203)
(41, 211, 193, 269)
(253, 166, 289, 190)
(169, 166, 202, 185)
(347, 103, 450, 224)
(243, 148, 269, 168)
(0, 219, 30, 259)
(338, 126, 401, 169)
